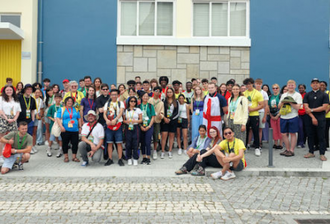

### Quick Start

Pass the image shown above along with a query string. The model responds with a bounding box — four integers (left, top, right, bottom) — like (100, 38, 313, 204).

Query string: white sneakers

(168, 151, 173, 159)
(128, 159, 132, 166)
(178, 148, 182, 155)
(56, 149, 63, 158)
(128, 159, 138, 165)
(183, 150, 187, 155)
(30, 146, 38, 154)
(46, 147, 52, 157)
(153, 150, 157, 160)
(133, 159, 138, 166)
(255, 148, 261, 157)
(211, 171, 223, 179)
(221, 171, 236, 181)
(160, 152, 165, 159)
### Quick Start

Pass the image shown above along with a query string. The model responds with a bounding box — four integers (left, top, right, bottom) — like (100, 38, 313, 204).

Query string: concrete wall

(117, 45, 250, 85)
(0, 0, 38, 84)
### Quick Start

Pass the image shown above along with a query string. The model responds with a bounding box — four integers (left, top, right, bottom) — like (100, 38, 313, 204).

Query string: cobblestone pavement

(0, 176, 329, 223)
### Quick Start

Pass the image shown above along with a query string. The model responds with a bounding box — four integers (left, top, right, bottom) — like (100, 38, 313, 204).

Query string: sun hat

(84, 110, 99, 121)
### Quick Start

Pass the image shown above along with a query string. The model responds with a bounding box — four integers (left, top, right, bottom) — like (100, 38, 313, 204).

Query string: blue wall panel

(42, 0, 117, 86)
(250, 0, 330, 89)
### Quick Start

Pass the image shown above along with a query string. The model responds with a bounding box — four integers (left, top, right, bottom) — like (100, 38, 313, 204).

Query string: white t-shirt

(280, 91, 302, 119)
(103, 100, 125, 123)
(81, 122, 104, 145)
(34, 98, 44, 114)
(124, 108, 142, 125)
(178, 103, 188, 119)
(0, 97, 21, 115)
(258, 90, 269, 113)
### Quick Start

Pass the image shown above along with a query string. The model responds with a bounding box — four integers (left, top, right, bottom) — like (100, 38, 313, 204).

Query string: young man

(1, 77, 16, 93)
(148, 86, 164, 160)
(203, 83, 228, 136)
(184, 82, 194, 105)
(103, 89, 125, 166)
(191, 78, 198, 87)
(135, 76, 141, 83)
(303, 78, 329, 161)
(202, 79, 209, 96)
(243, 78, 264, 156)
(172, 80, 182, 99)
(320, 81, 330, 150)
(136, 81, 143, 95)
(60, 79, 70, 98)
(143, 80, 153, 97)
(159, 76, 169, 101)
(42, 78, 51, 96)
(80, 76, 92, 97)
(226, 80, 234, 95)
(79, 110, 105, 166)
(0, 122, 33, 174)
(127, 80, 136, 90)
(78, 79, 85, 92)
(278, 80, 302, 157)
(211, 77, 218, 85)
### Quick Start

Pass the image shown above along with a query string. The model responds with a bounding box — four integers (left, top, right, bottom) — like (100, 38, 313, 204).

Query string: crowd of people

(0, 75, 329, 181)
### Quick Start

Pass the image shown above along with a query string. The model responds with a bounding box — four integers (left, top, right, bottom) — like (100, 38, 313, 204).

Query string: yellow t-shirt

(63, 91, 85, 111)
(203, 90, 209, 97)
(244, 89, 264, 116)
(219, 138, 246, 167)
(326, 91, 330, 118)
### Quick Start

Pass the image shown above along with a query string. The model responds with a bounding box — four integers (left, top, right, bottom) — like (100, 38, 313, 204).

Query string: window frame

(0, 14, 21, 28)
(118, 0, 176, 37)
(192, 0, 250, 38)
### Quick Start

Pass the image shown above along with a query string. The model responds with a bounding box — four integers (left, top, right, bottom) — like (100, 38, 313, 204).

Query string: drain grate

(295, 220, 330, 224)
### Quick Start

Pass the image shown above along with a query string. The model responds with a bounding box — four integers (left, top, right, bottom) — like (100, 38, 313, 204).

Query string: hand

(8, 137, 14, 145)
(91, 144, 97, 152)
(7, 119, 14, 123)
(11, 148, 16, 154)
(196, 154, 202, 162)
(157, 113, 162, 119)
(248, 107, 253, 112)
(60, 126, 66, 132)
(241, 125, 246, 132)
(165, 118, 170, 124)
(99, 108, 104, 113)
(262, 117, 266, 123)
(312, 118, 318, 126)
(88, 150, 95, 157)
(110, 120, 116, 126)
(223, 157, 231, 163)
(305, 108, 311, 114)
(106, 120, 111, 126)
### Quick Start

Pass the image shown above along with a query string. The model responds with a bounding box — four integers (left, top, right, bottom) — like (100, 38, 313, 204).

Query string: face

(240, 85, 246, 92)
(283, 87, 288, 93)
(208, 84, 216, 94)
(111, 91, 118, 101)
(298, 85, 305, 94)
(224, 129, 234, 140)
(135, 77, 141, 83)
(18, 125, 28, 135)
(202, 82, 208, 89)
(34, 84, 41, 89)
(7, 81, 12, 85)
(232, 86, 240, 96)
(129, 98, 137, 107)
(47, 90, 53, 97)
(17, 83, 23, 90)
(94, 79, 101, 87)
(178, 96, 185, 104)
(195, 87, 202, 96)
(102, 86, 109, 95)
(153, 89, 160, 97)
(209, 128, 217, 138)
(110, 85, 116, 90)
(5, 87, 13, 96)
(199, 128, 206, 137)
(88, 114, 96, 123)
(192, 80, 197, 86)
(66, 99, 73, 107)
(129, 89, 135, 97)
(143, 83, 150, 91)
(186, 83, 192, 91)
(34, 90, 41, 98)
(118, 85, 125, 92)
(173, 84, 180, 91)
(136, 83, 142, 90)
(55, 96, 62, 104)
(70, 83, 78, 92)
(85, 78, 92, 87)
(226, 84, 233, 92)
(160, 80, 167, 87)
(262, 85, 269, 92)
(53, 85, 59, 93)
(255, 82, 262, 90)
(311, 81, 320, 90)
(44, 81, 50, 87)
(212, 79, 217, 84)
(246, 83, 253, 91)
(25, 87, 32, 96)
(272, 85, 279, 94)
(79, 81, 85, 88)
(320, 82, 326, 91)
(63, 82, 69, 89)
(167, 89, 173, 98)
(151, 82, 157, 88)
(88, 87, 95, 97)
(220, 85, 226, 93)
(287, 82, 296, 92)
(128, 84, 135, 89)
(142, 94, 149, 102)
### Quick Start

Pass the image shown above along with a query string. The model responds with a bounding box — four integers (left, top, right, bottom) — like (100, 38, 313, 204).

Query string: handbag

(3, 143, 12, 158)
(51, 107, 65, 137)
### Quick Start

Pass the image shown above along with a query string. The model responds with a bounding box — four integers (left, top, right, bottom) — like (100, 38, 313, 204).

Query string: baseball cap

(311, 78, 319, 83)
(62, 79, 69, 83)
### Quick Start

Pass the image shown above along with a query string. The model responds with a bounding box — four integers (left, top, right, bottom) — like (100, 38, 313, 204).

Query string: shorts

(231, 160, 244, 172)
(44, 116, 51, 124)
(106, 127, 123, 144)
(177, 118, 188, 129)
(280, 117, 299, 133)
(161, 119, 178, 133)
(259, 112, 265, 128)
(153, 123, 161, 142)
(2, 153, 22, 169)
(34, 119, 42, 127)
(50, 134, 62, 142)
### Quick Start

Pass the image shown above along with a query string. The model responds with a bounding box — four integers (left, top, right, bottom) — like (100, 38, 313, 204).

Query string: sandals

(72, 158, 80, 162)
(304, 153, 315, 158)
(64, 157, 69, 163)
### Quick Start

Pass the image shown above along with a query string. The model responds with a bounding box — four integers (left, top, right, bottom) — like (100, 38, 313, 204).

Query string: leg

(61, 132, 70, 159)
(176, 128, 181, 149)
(21, 153, 31, 164)
(36, 120, 43, 144)
(182, 152, 199, 171)
(107, 143, 114, 159)
(182, 129, 188, 151)
(33, 126, 37, 146)
(132, 127, 139, 160)
(325, 118, 330, 148)
(45, 123, 50, 143)
(317, 119, 326, 155)
(161, 132, 168, 152)
(140, 130, 146, 157)
(79, 141, 89, 162)
(289, 133, 297, 152)
(251, 116, 260, 148)
(92, 148, 103, 163)
(71, 132, 79, 158)
(168, 133, 175, 152)
(146, 126, 153, 158)
(117, 143, 123, 160)
(1, 167, 9, 175)
(125, 131, 132, 159)
(28, 121, 34, 136)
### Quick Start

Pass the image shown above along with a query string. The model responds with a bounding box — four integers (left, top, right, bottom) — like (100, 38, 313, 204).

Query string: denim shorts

(2, 153, 22, 169)
(50, 134, 62, 142)
(106, 127, 123, 144)
(280, 117, 299, 133)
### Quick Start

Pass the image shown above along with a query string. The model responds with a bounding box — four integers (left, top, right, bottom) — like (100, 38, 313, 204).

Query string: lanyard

(17, 134, 27, 150)
(247, 89, 256, 101)
(227, 139, 236, 153)
(88, 98, 94, 109)
(153, 99, 160, 107)
(66, 107, 73, 120)
(71, 92, 77, 102)
(88, 121, 96, 131)
(141, 103, 148, 112)
(49, 95, 54, 106)
(196, 136, 206, 149)
(230, 97, 240, 113)
(195, 99, 202, 108)
(23, 96, 31, 110)
(35, 98, 40, 112)
(128, 109, 135, 121)
(55, 105, 60, 113)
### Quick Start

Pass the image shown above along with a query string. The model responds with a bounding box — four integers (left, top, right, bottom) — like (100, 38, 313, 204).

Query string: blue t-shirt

(80, 98, 97, 121)
(56, 107, 81, 132)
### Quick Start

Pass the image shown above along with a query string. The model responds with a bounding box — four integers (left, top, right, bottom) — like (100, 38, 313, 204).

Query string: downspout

(37, 0, 43, 83)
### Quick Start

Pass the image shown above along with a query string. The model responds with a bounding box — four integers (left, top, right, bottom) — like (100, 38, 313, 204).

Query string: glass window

(139, 2, 155, 36)
(157, 2, 173, 36)
(230, 2, 246, 36)
(0, 15, 21, 28)
(193, 4, 209, 36)
(121, 2, 137, 36)
(212, 3, 228, 36)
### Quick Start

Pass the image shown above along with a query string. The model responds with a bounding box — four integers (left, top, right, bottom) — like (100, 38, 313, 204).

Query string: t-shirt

(95, 94, 110, 125)
(189, 136, 209, 151)
(258, 90, 269, 113)
(80, 98, 97, 122)
(18, 95, 37, 123)
(4, 131, 33, 150)
(244, 89, 264, 116)
(219, 138, 246, 167)
(34, 98, 44, 114)
(104, 100, 125, 123)
(303, 90, 329, 119)
(63, 91, 85, 111)
(139, 103, 156, 126)
(81, 122, 104, 145)
(47, 104, 61, 130)
(0, 97, 21, 116)
(268, 94, 281, 116)
(184, 91, 194, 104)
(124, 108, 142, 125)
(280, 91, 302, 119)
(56, 107, 81, 132)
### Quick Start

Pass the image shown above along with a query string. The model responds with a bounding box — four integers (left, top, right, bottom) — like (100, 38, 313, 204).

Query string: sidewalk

(2, 142, 330, 177)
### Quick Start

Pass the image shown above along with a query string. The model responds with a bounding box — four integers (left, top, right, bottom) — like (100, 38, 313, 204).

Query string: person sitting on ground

(0, 121, 32, 174)
(79, 110, 105, 166)
(175, 126, 222, 176)
(209, 127, 247, 181)
(186, 125, 210, 158)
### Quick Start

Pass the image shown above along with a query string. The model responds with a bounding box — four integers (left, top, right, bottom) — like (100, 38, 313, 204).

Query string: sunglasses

(130, 101, 137, 103)
(102, 88, 109, 91)
(224, 131, 232, 136)
(272, 87, 279, 89)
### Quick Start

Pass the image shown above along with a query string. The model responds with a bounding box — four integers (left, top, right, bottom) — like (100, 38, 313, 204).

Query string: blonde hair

(272, 83, 280, 88)
(193, 85, 203, 101)
(287, 80, 296, 85)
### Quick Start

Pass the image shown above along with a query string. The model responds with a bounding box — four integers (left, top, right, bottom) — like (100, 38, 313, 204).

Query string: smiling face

(311, 81, 320, 91)
(65, 98, 74, 107)
(208, 83, 216, 94)
(232, 85, 240, 97)
(5, 86, 13, 97)
(88, 114, 96, 123)
(223, 128, 234, 140)
(198, 128, 206, 137)
(178, 95, 185, 104)
(142, 93, 149, 103)
(272, 85, 279, 95)
(209, 128, 217, 139)
(88, 87, 95, 97)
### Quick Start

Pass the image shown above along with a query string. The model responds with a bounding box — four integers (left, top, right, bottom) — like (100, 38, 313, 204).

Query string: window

(120, 1, 174, 36)
(0, 14, 21, 28)
(193, 1, 248, 37)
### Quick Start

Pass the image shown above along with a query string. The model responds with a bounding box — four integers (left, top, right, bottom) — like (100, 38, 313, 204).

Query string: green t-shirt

(47, 104, 62, 130)
(4, 131, 33, 150)
(139, 103, 156, 126)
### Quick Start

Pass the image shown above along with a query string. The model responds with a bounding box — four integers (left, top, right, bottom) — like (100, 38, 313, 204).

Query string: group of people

(0, 75, 328, 181)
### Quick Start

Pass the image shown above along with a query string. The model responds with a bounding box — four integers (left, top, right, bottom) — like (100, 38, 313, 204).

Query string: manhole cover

(295, 220, 330, 224)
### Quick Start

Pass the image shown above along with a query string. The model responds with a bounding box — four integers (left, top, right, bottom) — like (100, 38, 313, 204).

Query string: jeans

(140, 126, 153, 156)
(126, 125, 140, 160)
(246, 116, 259, 148)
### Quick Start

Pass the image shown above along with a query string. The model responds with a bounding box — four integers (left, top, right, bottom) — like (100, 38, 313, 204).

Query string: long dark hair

(45, 88, 53, 107)
(52, 84, 60, 93)
(34, 88, 44, 100)
(85, 85, 97, 99)
(16, 82, 24, 91)
(64, 96, 74, 107)
(2, 85, 18, 102)
(93, 77, 102, 91)
(127, 96, 138, 110)
(165, 87, 177, 108)
(262, 84, 271, 96)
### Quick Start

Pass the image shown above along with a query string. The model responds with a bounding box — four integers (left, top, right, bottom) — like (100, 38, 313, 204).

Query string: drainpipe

(37, 0, 43, 83)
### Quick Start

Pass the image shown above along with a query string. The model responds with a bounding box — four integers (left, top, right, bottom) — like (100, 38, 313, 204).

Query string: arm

(186, 104, 190, 124)
(249, 100, 264, 112)
(135, 113, 143, 124)
(222, 106, 228, 114)
(80, 105, 84, 123)
(290, 102, 301, 111)
(14, 145, 32, 154)
(200, 144, 221, 159)
(223, 149, 244, 163)
(39, 108, 44, 118)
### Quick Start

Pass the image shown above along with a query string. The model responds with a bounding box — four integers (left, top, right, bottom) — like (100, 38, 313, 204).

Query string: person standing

(60, 79, 70, 98)
(320, 81, 330, 150)
(303, 78, 329, 161)
(191, 86, 204, 141)
(297, 84, 307, 148)
(63, 81, 85, 112)
(268, 84, 283, 149)
(80, 85, 97, 123)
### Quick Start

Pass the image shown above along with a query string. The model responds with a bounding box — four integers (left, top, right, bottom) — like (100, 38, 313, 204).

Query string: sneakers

(118, 159, 125, 166)
(175, 166, 188, 175)
(141, 158, 147, 164)
(46, 147, 52, 157)
(221, 171, 236, 181)
(160, 152, 165, 159)
(133, 159, 138, 166)
(146, 158, 151, 165)
(104, 159, 114, 166)
(168, 151, 173, 159)
(191, 165, 205, 176)
(211, 170, 224, 179)
(45, 140, 49, 146)
(153, 150, 158, 160)
(127, 159, 133, 166)
(18, 162, 24, 170)
(30, 146, 38, 154)
(183, 149, 187, 155)
(81, 161, 88, 166)
(56, 149, 63, 158)
(255, 148, 261, 157)
(178, 148, 182, 155)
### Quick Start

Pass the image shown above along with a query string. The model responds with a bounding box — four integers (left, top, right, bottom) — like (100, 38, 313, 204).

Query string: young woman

(190, 86, 204, 141)
(280, 85, 288, 94)
(219, 83, 231, 100)
(150, 79, 159, 89)
(227, 84, 248, 145)
(262, 84, 272, 97)
(160, 87, 179, 159)
(52, 84, 60, 94)
(175, 126, 222, 176)
(110, 84, 116, 90)
(176, 94, 190, 155)
(16, 82, 24, 96)
(297, 84, 307, 148)
(56, 97, 82, 163)
(269, 83, 283, 149)
(80, 85, 97, 123)
(93, 77, 102, 97)
(186, 125, 210, 158)
(0, 86, 21, 156)
(44, 88, 55, 146)
(123, 96, 142, 166)
(118, 84, 127, 102)
(139, 92, 156, 165)
(33, 89, 44, 148)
